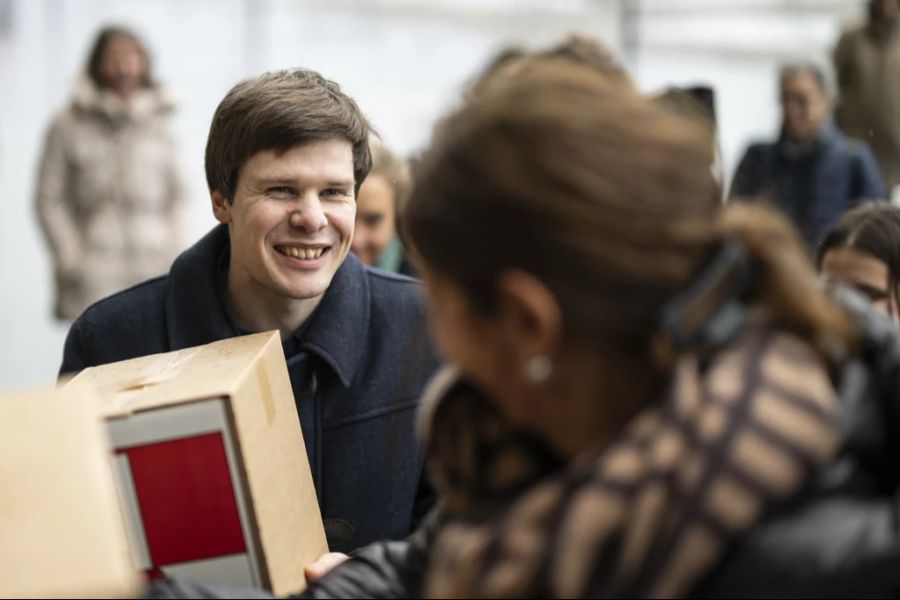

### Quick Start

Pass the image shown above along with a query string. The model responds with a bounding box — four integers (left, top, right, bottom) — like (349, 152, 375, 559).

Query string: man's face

(781, 72, 830, 141)
(212, 138, 356, 304)
(351, 174, 397, 266)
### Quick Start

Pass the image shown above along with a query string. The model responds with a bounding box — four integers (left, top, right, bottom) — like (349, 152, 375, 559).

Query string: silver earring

(525, 355, 553, 383)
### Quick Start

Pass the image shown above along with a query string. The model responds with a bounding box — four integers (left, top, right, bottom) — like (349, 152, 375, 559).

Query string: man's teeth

(279, 246, 325, 259)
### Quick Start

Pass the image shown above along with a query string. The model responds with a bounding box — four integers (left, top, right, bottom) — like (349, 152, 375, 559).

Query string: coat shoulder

(734, 142, 776, 171)
(42, 106, 78, 143)
(742, 141, 775, 158)
(362, 267, 437, 372)
(77, 273, 168, 325)
(366, 267, 426, 314)
(61, 275, 170, 374)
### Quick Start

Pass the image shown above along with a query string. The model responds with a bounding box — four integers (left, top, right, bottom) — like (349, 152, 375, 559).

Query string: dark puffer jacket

(150, 288, 900, 599)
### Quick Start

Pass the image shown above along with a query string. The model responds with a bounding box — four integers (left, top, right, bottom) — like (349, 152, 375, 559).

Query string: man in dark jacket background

(59, 69, 438, 555)
(730, 62, 884, 245)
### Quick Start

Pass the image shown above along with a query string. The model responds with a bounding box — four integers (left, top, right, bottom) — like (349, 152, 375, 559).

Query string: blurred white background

(0, 0, 866, 388)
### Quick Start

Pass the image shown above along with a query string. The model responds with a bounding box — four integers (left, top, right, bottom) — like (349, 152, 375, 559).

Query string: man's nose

(288, 194, 328, 232)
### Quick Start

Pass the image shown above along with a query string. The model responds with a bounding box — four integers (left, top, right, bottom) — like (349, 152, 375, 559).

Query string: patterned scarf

(419, 329, 839, 598)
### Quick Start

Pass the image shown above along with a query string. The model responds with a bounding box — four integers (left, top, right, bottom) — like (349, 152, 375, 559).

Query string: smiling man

(59, 69, 438, 553)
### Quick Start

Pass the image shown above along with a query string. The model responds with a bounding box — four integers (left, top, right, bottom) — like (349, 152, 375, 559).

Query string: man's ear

(495, 269, 563, 366)
(211, 190, 231, 224)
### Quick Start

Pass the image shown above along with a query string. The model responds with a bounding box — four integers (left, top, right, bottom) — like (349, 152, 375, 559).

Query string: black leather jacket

(694, 288, 900, 598)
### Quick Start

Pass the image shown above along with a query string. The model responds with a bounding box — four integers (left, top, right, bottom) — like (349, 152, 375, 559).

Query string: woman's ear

(495, 269, 563, 366)
(211, 190, 231, 224)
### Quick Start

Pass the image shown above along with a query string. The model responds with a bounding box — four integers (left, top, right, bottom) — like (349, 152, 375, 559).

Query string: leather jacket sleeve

(695, 287, 900, 598)
(294, 506, 441, 599)
(144, 508, 440, 600)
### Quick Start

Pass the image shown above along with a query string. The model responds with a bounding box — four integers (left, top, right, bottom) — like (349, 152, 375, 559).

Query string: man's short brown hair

(205, 68, 373, 201)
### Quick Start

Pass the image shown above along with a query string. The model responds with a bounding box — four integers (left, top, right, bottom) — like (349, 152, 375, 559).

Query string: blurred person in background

(350, 141, 414, 275)
(34, 25, 184, 320)
(834, 0, 900, 196)
(729, 62, 884, 246)
(156, 51, 900, 600)
(818, 201, 900, 325)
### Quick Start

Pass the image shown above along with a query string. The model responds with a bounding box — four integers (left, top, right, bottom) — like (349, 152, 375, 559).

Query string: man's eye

(322, 188, 349, 197)
(268, 186, 294, 196)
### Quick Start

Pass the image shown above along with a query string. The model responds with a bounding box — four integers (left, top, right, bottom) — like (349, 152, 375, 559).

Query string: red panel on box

(119, 432, 246, 566)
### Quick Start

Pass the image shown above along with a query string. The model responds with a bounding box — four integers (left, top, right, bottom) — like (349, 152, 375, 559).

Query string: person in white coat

(35, 25, 184, 320)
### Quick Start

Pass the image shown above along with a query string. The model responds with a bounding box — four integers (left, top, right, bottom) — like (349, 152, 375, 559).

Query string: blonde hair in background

(368, 139, 412, 216)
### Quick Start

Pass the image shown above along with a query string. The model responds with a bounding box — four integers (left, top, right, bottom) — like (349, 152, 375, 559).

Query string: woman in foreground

(157, 60, 900, 600)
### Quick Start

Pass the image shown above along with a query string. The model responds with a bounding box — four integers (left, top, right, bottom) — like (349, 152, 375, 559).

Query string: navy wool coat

(61, 225, 439, 552)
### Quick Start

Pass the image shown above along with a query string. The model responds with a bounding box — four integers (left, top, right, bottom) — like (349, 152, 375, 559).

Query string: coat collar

(166, 224, 370, 388)
(71, 76, 176, 122)
(296, 249, 371, 388)
(776, 121, 841, 160)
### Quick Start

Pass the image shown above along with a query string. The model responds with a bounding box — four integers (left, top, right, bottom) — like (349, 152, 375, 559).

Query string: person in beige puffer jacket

(35, 25, 184, 320)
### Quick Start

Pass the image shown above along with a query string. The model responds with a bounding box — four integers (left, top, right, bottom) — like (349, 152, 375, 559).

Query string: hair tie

(657, 238, 752, 357)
